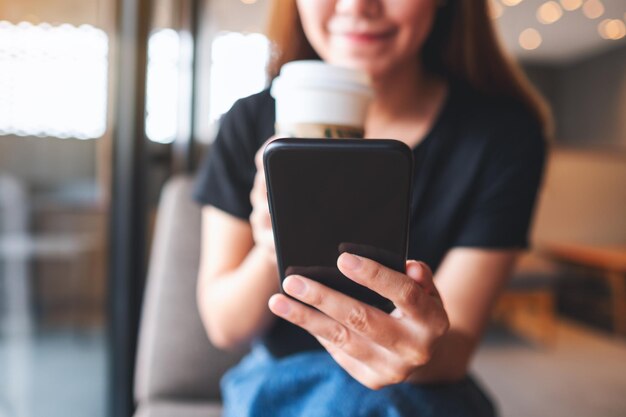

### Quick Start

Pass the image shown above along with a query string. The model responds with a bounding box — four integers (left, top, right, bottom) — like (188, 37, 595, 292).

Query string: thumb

(405, 260, 438, 297)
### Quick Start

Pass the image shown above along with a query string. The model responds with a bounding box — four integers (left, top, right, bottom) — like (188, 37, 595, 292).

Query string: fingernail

(407, 264, 420, 279)
(271, 297, 291, 316)
(284, 276, 306, 296)
(339, 253, 361, 270)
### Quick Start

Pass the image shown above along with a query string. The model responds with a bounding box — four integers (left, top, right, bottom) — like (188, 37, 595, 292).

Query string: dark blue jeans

(221, 344, 496, 417)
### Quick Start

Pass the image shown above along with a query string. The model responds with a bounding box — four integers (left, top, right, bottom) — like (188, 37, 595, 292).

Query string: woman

(194, 0, 550, 416)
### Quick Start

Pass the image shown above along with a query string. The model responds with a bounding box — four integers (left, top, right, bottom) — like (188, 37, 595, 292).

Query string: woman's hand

(249, 137, 278, 263)
(268, 253, 449, 390)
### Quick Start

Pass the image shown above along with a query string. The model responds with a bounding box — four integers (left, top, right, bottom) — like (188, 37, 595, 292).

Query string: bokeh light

(560, 0, 583, 11)
(598, 18, 626, 40)
(538, 1, 564, 24)
(519, 28, 543, 50)
(582, 0, 605, 19)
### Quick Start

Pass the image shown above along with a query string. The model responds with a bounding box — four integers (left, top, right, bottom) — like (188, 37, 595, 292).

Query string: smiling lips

(339, 29, 396, 43)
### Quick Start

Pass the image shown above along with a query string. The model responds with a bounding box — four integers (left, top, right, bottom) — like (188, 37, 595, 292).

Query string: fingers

(405, 260, 439, 298)
(249, 205, 272, 232)
(251, 136, 277, 204)
(268, 294, 374, 361)
(250, 136, 280, 254)
(249, 191, 274, 253)
(268, 293, 407, 385)
(250, 174, 271, 231)
(269, 255, 450, 389)
(250, 173, 267, 207)
(255, 135, 279, 173)
(255, 147, 263, 172)
(250, 165, 273, 253)
(249, 205, 267, 229)
(282, 275, 411, 353)
(337, 253, 434, 316)
(315, 337, 396, 390)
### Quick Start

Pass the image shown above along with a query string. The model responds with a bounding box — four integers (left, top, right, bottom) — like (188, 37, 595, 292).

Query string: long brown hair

(265, 0, 553, 136)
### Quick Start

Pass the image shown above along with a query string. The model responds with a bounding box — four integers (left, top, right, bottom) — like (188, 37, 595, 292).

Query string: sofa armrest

(134, 176, 246, 405)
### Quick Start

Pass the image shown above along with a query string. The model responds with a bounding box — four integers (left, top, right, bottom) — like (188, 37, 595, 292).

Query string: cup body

(271, 61, 373, 138)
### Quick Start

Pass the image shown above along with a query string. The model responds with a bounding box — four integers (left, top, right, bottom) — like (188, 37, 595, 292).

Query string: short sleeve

(453, 125, 547, 249)
(192, 99, 259, 220)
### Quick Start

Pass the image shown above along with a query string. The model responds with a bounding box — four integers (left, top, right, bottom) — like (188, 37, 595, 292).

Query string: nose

(335, 0, 383, 18)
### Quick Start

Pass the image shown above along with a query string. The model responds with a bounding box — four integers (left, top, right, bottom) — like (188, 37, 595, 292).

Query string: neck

(367, 57, 443, 124)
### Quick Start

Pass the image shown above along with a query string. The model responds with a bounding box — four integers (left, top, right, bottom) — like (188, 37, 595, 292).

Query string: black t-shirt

(193, 81, 547, 357)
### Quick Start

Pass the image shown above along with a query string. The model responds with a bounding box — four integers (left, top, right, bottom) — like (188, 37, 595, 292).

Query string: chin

(327, 54, 390, 80)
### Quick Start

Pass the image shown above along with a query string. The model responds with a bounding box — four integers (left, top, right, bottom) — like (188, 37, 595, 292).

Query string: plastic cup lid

(271, 60, 373, 98)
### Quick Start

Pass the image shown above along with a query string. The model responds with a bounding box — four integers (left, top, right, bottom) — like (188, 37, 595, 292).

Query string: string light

(582, 0, 605, 19)
(598, 18, 626, 40)
(502, 0, 626, 53)
(519, 28, 543, 50)
(537, 1, 563, 24)
(560, 0, 583, 11)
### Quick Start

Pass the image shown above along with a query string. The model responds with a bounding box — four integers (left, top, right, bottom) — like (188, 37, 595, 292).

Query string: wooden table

(539, 242, 626, 336)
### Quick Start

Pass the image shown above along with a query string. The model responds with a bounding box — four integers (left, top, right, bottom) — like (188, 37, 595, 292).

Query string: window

(145, 28, 182, 144)
(0, 21, 108, 140)
(208, 32, 270, 128)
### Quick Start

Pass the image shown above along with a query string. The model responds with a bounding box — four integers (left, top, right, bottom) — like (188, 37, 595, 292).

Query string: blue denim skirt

(221, 344, 496, 417)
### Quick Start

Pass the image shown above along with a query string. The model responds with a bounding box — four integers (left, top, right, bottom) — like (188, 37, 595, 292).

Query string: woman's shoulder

(228, 88, 275, 124)
(453, 82, 541, 133)
(457, 85, 542, 135)
(218, 88, 275, 151)
(447, 81, 546, 156)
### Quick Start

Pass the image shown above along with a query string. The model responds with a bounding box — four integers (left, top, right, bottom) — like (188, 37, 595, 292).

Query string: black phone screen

(264, 138, 413, 312)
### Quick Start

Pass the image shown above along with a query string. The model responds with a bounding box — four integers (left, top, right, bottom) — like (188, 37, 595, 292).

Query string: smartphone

(263, 138, 413, 312)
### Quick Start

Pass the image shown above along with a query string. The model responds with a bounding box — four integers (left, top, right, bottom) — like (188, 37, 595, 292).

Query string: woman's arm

(197, 137, 281, 349)
(196, 206, 279, 349)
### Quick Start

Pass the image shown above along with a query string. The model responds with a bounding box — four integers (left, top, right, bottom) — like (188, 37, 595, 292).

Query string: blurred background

(0, 0, 624, 416)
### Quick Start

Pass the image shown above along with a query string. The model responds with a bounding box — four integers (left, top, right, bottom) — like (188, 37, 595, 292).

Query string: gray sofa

(134, 176, 247, 417)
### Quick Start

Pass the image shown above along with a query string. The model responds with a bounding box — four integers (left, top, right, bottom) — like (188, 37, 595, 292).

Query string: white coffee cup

(271, 60, 373, 138)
